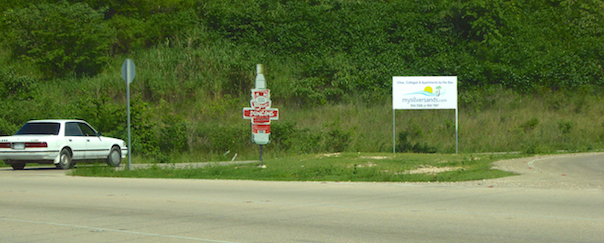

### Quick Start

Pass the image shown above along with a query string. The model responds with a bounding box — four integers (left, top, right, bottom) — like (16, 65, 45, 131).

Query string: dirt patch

(403, 165, 462, 175)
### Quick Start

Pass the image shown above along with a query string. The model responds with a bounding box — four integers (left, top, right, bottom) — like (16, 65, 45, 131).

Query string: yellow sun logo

(424, 86, 433, 93)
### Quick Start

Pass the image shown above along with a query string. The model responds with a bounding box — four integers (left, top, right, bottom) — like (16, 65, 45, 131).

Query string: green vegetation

(1, 0, 604, 166)
(70, 152, 522, 182)
(2, 2, 113, 78)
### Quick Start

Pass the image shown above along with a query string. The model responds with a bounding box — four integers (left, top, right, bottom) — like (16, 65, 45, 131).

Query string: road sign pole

(127, 80, 131, 170)
(122, 59, 135, 170)
(259, 145, 263, 167)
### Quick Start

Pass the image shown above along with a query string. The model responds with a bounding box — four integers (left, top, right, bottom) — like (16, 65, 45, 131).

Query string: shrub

(0, 68, 36, 100)
(129, 96, 160, 158)
(269, 121, 324, 154)
(558, 120, 572, 135)
(519, 118, 540, 133)
(159, 114, 189, 153)
(270, 121, 298, 151)
(75, 95, 125, 137)
(323, 127, 351, 153)
(396, 131, 437, 154)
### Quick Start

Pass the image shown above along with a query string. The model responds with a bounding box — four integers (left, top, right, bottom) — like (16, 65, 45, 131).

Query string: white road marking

(527, 158, 541, 170)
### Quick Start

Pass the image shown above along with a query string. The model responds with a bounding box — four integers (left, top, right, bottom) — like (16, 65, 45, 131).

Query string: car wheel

(106, 146, 121, 167)
(56, 149, 73, 170)
(11, 163, 25, 170)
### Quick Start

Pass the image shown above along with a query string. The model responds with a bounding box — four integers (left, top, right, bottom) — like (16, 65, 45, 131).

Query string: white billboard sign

(392, 76, 457, 110)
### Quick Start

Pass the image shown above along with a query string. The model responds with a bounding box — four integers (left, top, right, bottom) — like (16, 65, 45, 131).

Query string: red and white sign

(245, 64, 279, 146)
(243, 89, 279, 126)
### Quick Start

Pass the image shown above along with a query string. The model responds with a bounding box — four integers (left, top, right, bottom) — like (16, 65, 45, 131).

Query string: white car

(0, 119, 127, 170)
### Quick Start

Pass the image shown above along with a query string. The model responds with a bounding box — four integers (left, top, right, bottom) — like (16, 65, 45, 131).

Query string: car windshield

(15, 122, 60, 135)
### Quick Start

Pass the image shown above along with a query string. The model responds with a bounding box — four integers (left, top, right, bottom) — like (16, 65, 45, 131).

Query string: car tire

(56, 149, 73, 170)
(11, 163, 25, 170)
(106, 146, 121, 167)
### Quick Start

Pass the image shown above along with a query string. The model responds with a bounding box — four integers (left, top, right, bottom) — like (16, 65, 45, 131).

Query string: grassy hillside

(1, 0, 604, 163)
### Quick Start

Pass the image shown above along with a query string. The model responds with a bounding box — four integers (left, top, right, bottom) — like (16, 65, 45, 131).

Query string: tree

(2, 1, 115, 78)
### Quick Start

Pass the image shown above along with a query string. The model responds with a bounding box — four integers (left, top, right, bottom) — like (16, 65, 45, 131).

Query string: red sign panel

(243, 108, 279, 124)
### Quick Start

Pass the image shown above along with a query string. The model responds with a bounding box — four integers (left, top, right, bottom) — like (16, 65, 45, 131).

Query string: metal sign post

(243, 64, 279, 167)
(121, 59, 135, 170)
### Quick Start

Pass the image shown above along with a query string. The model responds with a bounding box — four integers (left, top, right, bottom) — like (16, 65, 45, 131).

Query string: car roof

(27, 119, 87, 123)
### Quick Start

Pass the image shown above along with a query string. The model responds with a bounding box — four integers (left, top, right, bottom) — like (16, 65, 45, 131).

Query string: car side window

(77, 123, 98, 136)
(65, 123, 84, 136)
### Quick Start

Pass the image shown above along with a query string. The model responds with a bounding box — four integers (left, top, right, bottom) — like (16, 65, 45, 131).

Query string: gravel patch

(403, 165, 462, 175)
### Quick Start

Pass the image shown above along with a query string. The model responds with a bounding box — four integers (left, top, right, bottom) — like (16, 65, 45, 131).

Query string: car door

(64, 122, 88, 160)
(76, 122, 107, 159)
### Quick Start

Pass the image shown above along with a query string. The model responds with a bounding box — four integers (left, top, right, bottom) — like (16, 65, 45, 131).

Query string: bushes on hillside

(2, 0, 603, 93)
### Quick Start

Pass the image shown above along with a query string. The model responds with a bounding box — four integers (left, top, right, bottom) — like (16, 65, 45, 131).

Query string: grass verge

(70, 152, 527, 182)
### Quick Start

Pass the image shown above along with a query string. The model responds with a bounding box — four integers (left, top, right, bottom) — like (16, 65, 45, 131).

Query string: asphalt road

(0, 154, 602, 243)
(532, 153, 604, 188)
